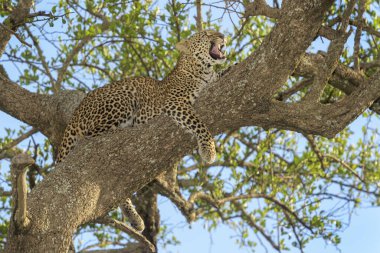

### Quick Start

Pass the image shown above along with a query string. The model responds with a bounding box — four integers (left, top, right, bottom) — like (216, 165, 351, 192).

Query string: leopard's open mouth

(209, 42, 226, 60)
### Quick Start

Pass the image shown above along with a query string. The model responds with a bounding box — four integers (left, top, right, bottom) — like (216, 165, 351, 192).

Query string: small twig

(54, 36, 92, 93)
(304, 135, 326, 171)
(0, 128, 37, 155)
(324, 154, 365, 183)
(155, 177, 196, 222)
(275, 78, 313, 101)
(339, 0, 356, 32)
(219, 193, 314, 233)
(230, 18, 249, 42)
(195, 0, 202, 32)
(273, 0, 279, 8)
(27, 11, 54, 19)
(76, 62, 115, 81)
(356, 19, 380, 38)
(304, 134, 365, 183)
(84, 6, 109, 26)
(24, 25, 56, 86)
(188, 191, 219, 207)
(170, 0, 182, 42)
(129, 43, 151, 77)
(283, 212, 305, 253)
(19, 12, 70, 25)
(0, 188, 12, 196)
(361, 60, 380, 70)
(232, 200, 280, 251)
(0, 23, 32, 47)
(54, 7, 110, 93)
(329, 17, 380, 38)
(353, 0, 367, 71)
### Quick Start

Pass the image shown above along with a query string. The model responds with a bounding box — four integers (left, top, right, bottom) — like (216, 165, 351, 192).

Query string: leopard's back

(56, 77, 162, 163)
(57, 30, 226, 164)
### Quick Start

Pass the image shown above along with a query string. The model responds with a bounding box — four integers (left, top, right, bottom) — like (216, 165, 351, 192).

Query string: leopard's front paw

(198, 140, 216, 164)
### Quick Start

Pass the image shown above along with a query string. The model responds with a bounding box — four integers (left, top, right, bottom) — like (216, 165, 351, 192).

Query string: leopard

(56, 30, 227, 232)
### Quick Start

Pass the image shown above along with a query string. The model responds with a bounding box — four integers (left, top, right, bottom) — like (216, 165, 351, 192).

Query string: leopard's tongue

(210, 44, 225, 60)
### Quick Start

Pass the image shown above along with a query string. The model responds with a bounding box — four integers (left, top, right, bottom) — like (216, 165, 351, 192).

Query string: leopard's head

(176, 30, 226, 65)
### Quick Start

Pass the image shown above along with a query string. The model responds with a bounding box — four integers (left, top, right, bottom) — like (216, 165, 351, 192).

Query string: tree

(0, 0, 380, 252)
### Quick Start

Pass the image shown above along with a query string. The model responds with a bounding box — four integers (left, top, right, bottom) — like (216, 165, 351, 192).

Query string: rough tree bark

(1, 0, 379, 252)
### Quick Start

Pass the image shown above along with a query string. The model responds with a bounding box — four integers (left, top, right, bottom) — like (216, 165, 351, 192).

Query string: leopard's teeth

(220, 44, 225, 53)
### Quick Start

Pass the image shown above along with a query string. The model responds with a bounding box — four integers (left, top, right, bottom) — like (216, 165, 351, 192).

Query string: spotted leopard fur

(56, 30, 227, 231)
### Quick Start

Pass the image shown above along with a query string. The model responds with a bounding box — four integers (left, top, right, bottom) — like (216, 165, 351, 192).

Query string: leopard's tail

(56, 132, 80, 164)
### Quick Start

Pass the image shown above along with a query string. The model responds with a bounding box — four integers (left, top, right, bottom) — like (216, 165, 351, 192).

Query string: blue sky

(161, 198, 380, 253)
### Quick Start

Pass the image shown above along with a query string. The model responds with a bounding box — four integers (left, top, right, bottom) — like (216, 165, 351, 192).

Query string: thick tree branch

(260, 71, 380, 138)
(195, 0, 202, 31)
(0, 75, 86, 147)
(0, 76, 50, 130)
(295, 53, 380, 115)
(218, 0, 334, 110)
(295, 53, 363, 91)
(303, 28, 351, 102)
(197, 0, 375, 138)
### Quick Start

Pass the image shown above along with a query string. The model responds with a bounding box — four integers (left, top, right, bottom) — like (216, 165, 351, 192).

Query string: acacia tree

(0, 0, 380, 252)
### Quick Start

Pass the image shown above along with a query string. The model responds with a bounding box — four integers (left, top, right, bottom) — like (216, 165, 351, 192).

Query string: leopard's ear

(205, 30, 214, 36)
(176, 39, 190, 53)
